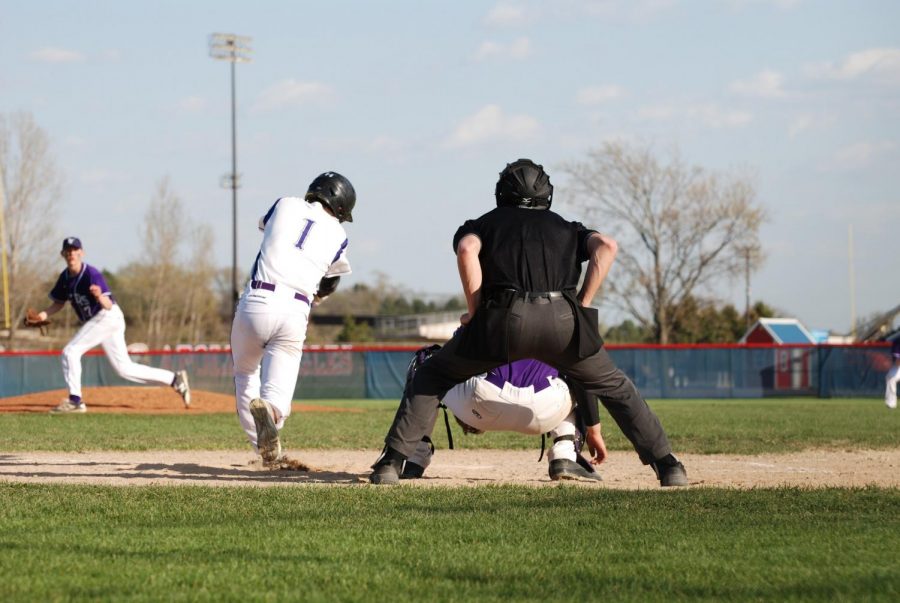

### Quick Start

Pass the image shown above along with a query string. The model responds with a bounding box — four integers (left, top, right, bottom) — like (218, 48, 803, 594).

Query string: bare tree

(0, 112, 62, 338)
(560, 141, 766, 343)
(139, 177, 183, 346)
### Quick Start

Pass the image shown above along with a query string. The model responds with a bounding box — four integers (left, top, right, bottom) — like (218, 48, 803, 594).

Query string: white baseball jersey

(232, 196, 352, 452)
(252, 197, 351, 298)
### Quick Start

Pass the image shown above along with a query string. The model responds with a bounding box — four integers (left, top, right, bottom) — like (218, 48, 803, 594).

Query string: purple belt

(250, 280, 310, 304)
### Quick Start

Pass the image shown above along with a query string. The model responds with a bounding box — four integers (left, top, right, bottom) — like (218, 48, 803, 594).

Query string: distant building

(739, 318, 817, 345)
(740, 318, 816, 392)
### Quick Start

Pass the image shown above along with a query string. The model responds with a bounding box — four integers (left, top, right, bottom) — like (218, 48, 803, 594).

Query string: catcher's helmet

(495, 159, 553, 209)
(305, 171, 356, 223)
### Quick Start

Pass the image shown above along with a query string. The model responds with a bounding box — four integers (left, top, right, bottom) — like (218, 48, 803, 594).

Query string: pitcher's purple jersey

(485, 359, 559, 393)
(49, 263, 114, 323)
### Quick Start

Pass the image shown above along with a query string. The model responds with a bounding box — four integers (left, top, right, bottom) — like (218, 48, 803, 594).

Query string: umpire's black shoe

(652, 455, 689, 487)
(401, 461, 426, 479)
(369, 448, 405, 485)
(549, 458, 603, 482)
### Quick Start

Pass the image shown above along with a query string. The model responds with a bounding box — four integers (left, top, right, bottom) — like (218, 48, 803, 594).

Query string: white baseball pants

(886, 361, 900, 409)
(62, 304, 175, 398)
(231, 289, 310, 449)
(408, 375, 577, 469)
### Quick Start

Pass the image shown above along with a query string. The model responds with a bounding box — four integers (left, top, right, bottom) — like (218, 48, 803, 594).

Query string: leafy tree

(336, 315, 374, 343)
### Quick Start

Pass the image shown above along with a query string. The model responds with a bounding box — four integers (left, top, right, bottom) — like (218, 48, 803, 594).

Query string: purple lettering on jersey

(49, 263, 115, 323)
(485, 359, 559, 393)
(331, 238, 348, 265)
(296, 218, 315, 249)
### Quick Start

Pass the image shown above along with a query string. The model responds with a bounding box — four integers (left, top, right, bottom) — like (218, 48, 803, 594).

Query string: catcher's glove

(23, 308, 52, 332)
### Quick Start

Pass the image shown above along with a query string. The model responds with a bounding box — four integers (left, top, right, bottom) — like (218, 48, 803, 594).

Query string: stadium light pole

(209, 33, 252, 313)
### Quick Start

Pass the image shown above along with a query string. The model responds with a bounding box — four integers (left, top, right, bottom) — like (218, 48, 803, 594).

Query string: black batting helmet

(305, 171, 356, 223)
(495, 159, 553, 209)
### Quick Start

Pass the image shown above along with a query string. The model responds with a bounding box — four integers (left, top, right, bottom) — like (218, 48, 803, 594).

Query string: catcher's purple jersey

(49, 263, 114, 323)
(486, 359, 559, 393)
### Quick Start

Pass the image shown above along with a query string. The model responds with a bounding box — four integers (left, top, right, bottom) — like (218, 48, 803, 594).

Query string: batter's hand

(584, 424, 608, 465)
(89, 284, 102, 299)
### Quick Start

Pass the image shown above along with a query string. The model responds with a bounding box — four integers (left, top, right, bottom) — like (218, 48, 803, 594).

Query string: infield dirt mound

(0, 387, 360, 414)
(1, 449, 898, 489)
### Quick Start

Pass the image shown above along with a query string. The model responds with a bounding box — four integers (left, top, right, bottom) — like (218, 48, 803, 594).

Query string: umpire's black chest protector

(452, 207, 603, 361)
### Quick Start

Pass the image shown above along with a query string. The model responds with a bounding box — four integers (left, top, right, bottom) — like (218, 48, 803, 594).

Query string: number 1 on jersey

(296, 219, 315, 249)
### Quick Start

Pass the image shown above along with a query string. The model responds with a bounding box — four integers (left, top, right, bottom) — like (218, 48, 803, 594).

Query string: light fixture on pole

(208, 33, 252, 311)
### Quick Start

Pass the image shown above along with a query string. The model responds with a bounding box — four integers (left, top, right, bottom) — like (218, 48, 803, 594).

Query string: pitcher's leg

(101, 310, 174, 386)
(62, 312, 115, 399)
(886, 363, 900, 409)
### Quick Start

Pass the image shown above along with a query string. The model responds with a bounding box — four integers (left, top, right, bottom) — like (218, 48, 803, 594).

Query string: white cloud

(637, 102, 751, 128)
(484, 2, 531, 26)
(637, 104, 676, 121)
(473, 37, 532, 61)
(576, 84, 625, 105)
(29, 47, 84, 63)
(688, 103, 753, 128)
(252, 79, 336, 112)
(730, 69, 787, 98)
(788, 113, 835, 139)
(445, 104, 540, 148)
(827, 141, 896, 170)
(176, 96, 207, 112)
(809, 48, 900, 84)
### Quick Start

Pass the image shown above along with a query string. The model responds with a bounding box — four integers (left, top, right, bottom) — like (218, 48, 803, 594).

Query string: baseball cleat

(651, 456, 689, 487)
(50, 399, 87, 414)
(172, 370, 191, 407)
(549, 458, 603, 482)
(250, 398, 281, 465)
(655, 462, 688, 487)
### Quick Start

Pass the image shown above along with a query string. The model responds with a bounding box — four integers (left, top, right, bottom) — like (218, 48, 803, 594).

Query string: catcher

(25, 237, 191, 413)
(394, 345, 605, 482)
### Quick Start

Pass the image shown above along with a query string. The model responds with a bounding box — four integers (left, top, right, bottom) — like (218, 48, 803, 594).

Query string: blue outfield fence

(0, 343, 893, 400)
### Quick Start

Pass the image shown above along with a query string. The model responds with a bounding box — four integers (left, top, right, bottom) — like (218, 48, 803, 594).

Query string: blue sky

(1, 0, 898, 333)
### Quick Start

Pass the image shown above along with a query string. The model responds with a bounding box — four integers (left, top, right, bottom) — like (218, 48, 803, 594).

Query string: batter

(231, 172, 355, 464)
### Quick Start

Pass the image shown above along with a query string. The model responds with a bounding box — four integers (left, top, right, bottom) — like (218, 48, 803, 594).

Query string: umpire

(370, 159, 687, 487)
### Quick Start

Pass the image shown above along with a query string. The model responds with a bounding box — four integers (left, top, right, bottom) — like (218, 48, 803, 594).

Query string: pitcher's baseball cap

(61, 237, 83, 251)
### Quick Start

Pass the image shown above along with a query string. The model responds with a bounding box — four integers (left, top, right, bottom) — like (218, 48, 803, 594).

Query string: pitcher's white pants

(231, 292, 310, 450)
(63, 304, 175, 398)
(408, 375, 577, 469)
(886, 361, 900, 409)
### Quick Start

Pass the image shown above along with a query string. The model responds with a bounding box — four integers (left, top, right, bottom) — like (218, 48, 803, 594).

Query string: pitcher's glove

(23, 308, 51, 329)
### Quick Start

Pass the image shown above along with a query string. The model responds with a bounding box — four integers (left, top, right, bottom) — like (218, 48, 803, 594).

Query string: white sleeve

(325, 238, 351, 277)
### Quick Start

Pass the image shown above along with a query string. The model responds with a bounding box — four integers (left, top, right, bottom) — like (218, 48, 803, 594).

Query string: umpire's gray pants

(384, 297, 672, 464)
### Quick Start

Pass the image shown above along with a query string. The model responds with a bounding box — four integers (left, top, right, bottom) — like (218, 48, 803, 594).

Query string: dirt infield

(2, 387, 898, 489)
(1, 449, 898, 489)
(0, 387, 359, 414)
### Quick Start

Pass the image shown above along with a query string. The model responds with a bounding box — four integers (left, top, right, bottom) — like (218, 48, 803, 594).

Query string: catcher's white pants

(886, 361, 900, 409)
(408, 375, 577, 469)
(62, 304, 175, 398)
(231, 289, 310, 450)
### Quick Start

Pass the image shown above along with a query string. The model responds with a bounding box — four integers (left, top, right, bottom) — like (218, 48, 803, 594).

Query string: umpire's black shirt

(452, 206, 598, 293)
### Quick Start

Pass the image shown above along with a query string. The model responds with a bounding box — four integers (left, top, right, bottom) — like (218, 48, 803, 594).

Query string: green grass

(0, 398, 897, 454)
(0, 484, 897, 602)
